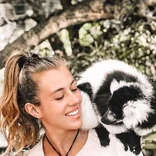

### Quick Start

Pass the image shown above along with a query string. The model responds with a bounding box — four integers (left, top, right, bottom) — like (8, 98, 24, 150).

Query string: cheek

(40, 99, 62, 115)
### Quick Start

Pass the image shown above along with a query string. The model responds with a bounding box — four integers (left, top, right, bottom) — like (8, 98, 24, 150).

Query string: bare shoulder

(23, 139, 44, 156)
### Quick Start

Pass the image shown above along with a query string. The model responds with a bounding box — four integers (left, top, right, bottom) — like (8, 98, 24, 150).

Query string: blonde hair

(0, 53, 67, 154)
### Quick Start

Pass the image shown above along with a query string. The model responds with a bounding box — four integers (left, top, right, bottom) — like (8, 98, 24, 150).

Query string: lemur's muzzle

(101, 109, 122, 125)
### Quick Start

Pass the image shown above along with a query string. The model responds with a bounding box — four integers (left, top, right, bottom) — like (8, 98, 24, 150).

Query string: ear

(24, 103, 42, 118)
(77, 82, 92, 93)
(77, 82, 93, 100)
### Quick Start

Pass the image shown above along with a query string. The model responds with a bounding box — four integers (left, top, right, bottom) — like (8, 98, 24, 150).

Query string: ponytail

(0, 54, 39, 154)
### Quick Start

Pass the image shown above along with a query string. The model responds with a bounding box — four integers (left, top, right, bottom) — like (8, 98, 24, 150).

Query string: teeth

(67, 110, 79, 116)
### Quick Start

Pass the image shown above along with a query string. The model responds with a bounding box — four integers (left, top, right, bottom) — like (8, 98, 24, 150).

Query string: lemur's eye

(123, 104, 127, 108)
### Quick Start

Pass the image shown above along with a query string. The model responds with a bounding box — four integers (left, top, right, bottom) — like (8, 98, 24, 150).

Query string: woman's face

(34, 66, 82, 131)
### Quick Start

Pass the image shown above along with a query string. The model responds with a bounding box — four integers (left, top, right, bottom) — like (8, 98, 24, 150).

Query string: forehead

(33, 66, 74, 91)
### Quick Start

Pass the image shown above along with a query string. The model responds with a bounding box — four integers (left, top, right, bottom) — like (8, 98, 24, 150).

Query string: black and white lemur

(77, 59, 156, 155)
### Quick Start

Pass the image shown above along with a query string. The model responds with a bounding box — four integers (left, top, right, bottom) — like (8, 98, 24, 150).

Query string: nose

(67, 90, 81, 106)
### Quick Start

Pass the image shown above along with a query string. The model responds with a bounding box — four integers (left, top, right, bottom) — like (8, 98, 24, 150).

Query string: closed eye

(71, 88, 78, 92)
(55, 95, 64, 100)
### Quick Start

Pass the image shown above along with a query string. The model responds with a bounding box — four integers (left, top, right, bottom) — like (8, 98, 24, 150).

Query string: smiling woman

(0, 52, 127, 156)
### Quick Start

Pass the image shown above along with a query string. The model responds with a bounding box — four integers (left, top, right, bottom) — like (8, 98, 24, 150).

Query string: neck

(44, 129, 80, 156)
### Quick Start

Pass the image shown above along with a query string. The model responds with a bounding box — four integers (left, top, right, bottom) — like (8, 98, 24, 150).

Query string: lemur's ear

(77, 82, 92, 92)
(77, 82, 93, 100)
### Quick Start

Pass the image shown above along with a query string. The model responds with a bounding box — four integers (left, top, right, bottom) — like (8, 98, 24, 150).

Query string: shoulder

(76, 129, 117, 156)
(24, 138, 44, 156)
(77, 129, 144, 156)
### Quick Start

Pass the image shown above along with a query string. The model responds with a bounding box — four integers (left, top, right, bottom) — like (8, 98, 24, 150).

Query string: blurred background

(0, 0, 156, 155)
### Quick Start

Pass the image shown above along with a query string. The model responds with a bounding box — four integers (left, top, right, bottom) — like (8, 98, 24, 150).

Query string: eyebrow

(51, 79, 75, 95)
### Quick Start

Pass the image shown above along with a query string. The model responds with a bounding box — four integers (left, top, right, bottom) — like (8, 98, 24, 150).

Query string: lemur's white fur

(80, 91, 99, 130)
(123, 100, 154, 129)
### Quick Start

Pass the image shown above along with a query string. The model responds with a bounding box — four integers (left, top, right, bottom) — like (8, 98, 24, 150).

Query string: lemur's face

(100, 82, 145, 126)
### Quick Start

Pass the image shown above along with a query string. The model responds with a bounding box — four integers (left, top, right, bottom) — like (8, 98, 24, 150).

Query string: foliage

(67, 18, 156, 82)
(142, 126, 156, 156)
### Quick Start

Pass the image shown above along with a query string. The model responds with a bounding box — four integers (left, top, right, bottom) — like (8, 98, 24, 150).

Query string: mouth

(65, 109, 79, 116)
(113, 119, 123, 125)
(101, 117, 123, 125)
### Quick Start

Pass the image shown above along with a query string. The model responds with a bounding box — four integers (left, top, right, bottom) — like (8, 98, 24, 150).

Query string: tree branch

(60, 0, 72, 9)
(0, 0, 113, 69)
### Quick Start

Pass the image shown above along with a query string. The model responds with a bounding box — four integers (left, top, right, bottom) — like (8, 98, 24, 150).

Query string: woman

(0, 53, 127, 156)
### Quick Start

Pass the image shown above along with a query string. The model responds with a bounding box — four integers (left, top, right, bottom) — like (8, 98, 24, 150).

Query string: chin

(69, 118, 83, 130)
(77, 59, 156, 156)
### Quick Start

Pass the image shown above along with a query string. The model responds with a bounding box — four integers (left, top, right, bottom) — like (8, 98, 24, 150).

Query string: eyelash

(71, 87, 78, 92)
(56, 95, 64, 100)
(55, 87, 78, 101)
